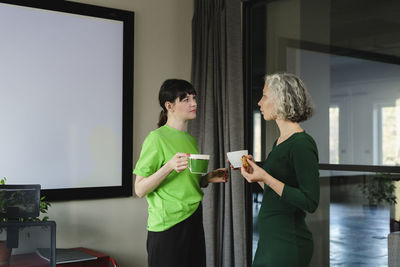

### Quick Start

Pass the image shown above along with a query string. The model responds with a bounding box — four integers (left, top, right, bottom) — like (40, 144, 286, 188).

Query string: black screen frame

(0, 0, 134, 201)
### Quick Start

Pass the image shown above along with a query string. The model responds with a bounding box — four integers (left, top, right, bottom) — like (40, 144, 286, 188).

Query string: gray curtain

(189, 0, 247, 266)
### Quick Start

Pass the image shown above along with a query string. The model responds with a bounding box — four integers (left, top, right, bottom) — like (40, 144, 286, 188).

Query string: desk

(57, 247, 109, 267)
(0, 247, 109, 267)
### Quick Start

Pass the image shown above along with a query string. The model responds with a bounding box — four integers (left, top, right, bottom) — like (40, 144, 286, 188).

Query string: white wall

(331, 59, 400, 166)
(47, 1, 193, 266)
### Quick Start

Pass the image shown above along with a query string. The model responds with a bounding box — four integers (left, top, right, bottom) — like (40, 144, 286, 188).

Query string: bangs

(177, 87, 197, 100)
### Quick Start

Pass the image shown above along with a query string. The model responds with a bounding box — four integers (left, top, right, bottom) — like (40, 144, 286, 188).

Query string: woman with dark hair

(240, 73, 319, 266)
(133, 79, 227, 267)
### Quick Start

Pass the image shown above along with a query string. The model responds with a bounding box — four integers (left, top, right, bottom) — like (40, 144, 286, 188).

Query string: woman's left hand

(240, 159, 268, 183)
(208, 168, 228, 183)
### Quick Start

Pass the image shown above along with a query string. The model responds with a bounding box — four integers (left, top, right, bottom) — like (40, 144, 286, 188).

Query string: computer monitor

(0, 221, 56, 267)
(0, 185, 40, 219)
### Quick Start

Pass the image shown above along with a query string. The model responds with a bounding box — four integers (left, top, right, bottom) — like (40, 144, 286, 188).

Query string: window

(330, 106, 339, 164)
(377, 100, 400, 165)
(253, 111, 262, 162)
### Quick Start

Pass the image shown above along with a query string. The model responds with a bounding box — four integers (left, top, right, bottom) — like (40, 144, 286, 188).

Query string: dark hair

(157, 79, 197, 127)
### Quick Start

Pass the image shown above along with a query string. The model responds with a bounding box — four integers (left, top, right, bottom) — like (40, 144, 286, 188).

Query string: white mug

(226, 150, 248, 168)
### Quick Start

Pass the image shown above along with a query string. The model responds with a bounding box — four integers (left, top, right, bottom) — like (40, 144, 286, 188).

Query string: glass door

(243, 0, 400, 266)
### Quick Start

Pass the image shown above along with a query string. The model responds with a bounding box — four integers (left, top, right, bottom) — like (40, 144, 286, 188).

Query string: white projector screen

(0, 0, 134, 200)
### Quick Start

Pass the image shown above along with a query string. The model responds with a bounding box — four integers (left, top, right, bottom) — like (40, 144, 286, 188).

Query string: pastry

(241, 155, 249, 168)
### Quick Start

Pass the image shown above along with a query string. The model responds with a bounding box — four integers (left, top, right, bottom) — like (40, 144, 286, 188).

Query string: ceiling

(330, 0, 400, 58)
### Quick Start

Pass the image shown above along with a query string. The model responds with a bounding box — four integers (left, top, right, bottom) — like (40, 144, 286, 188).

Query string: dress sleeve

(280, 138, 320, 213)
(133, 132, 164, 177)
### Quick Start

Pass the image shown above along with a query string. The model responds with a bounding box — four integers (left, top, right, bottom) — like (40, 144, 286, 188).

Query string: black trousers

(147, 204, 206, 267)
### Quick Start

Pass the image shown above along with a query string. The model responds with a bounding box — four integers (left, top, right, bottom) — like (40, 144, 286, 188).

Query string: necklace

(279, 131, 293, 138)
(278, 128, 303, 143)
(279, 130, 296, 139)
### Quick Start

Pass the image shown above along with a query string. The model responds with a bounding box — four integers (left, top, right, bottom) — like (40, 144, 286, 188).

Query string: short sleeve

(280, 137, 320, 213)
(133, 132, 164, 177)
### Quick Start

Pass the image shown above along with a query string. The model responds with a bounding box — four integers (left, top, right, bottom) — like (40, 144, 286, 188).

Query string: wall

(331, 60, 400, 165)
(47, 1, 193, 266)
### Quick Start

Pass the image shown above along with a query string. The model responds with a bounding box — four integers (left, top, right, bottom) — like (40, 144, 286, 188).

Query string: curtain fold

(190, 0, 247, 266)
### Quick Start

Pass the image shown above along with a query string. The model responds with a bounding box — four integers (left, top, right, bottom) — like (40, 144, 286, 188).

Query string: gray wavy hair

(264, 73, 314, 122)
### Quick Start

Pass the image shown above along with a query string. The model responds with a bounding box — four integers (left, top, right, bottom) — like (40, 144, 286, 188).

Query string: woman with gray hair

(241, 73, 320, 266)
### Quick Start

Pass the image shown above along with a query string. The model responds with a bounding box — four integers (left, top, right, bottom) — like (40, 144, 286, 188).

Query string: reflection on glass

(328, 170, 397, 266)
(252, 169, 397, 266)
(253, 111, 262, 162)
(285, 49, 400, 166)
(330, 55, 400, 166)
(246, 0, 400, 266)
(382, 102, 400, 165)
(329, 106, 339, 164)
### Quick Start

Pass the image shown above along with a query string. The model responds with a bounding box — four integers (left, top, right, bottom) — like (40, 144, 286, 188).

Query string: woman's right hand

(227, 154, 255, 171)
(167, 153, 189, 173)
(243, 154, 255, 173)
(240, 156, 267, 183)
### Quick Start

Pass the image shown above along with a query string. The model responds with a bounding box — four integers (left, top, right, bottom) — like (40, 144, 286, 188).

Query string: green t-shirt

(133, 125, 204, 232)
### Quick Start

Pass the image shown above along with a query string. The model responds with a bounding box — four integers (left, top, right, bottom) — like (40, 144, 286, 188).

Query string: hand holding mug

(208, 168, 228, 183)
(226, 150, 249, 170)
(168, 153, 188, 173)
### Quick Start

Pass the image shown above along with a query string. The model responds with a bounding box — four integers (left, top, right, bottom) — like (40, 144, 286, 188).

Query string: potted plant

(0, 177, 51, 264)
(360, 173, 397, 207)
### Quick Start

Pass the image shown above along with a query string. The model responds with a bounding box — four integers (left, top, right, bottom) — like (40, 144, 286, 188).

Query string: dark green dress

(253, 132, 319, 267)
